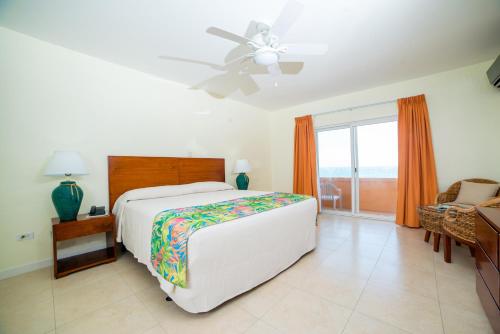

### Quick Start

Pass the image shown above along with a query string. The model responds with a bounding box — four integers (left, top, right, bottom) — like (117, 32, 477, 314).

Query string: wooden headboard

(108, 156, 225, 211)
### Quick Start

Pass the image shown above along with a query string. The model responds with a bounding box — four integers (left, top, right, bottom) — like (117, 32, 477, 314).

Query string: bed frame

(107, 156, 225, 211)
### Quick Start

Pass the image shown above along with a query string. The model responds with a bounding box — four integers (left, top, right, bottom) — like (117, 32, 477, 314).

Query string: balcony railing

(319, 177, 397, 215)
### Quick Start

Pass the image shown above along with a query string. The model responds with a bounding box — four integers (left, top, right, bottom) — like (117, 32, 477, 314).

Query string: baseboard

(0, 237, 108, 280)
(0, 258, 52, 280)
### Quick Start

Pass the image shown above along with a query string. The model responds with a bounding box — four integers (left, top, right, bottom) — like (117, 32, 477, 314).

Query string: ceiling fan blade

(224, 44, 253, 64)
(271, 0, 304, 39)
(206, 27, 252, 45)
(159, 55, 225, 71)
(220, 54, 252, 70)
(191, 73, 239, 99)
(267, 63, 282, 76)
(239, 74, 260, 96)
(191, 71, 259, 98)
(282, 43, 328, 56)
(244, 20, 260, 38)
(278, 61, 304, 74)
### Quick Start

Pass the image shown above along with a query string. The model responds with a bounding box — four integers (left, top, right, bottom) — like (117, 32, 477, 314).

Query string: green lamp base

(236, 173, 249, 190)
(51, 181, 83, 221)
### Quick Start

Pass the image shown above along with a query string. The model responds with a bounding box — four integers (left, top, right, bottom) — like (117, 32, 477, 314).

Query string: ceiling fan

(159, 0, 327, 98)
(206, 0, 328, 75)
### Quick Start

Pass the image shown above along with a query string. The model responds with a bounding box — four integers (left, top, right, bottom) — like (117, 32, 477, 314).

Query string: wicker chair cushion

(455, 181, 500, 205)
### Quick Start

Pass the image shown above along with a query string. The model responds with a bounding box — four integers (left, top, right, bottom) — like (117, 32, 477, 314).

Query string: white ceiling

(1, 0, 499, 110)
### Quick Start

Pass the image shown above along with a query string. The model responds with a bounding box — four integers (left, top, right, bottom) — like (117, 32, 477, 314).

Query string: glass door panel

(356, 121, 398, 216)
(317, 128, 352, 212)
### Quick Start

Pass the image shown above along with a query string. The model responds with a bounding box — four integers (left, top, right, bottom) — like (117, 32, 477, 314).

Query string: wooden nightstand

(52, 214, 117, 279)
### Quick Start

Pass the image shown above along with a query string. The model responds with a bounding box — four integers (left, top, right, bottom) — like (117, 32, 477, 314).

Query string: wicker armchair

(439, 179, 500, 263)
(435, 178, 500, 205)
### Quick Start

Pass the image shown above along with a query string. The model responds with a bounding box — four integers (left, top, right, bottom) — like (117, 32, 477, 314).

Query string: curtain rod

(312, 98, 398, 118)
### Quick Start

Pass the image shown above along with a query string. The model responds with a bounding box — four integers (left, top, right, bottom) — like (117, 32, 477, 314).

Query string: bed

(108, 156, 317, 313)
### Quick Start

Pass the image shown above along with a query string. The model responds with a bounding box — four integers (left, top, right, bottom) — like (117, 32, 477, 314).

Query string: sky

(318, 121, 398, 172)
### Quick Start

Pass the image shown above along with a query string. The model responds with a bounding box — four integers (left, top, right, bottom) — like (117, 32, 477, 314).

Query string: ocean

(319, 166, 397, 178)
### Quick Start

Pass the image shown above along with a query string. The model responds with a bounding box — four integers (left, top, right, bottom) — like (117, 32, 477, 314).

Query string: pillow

(112, 181, 234, 215)
(119, 181, 234, 202)
(454, 181, 499, 205)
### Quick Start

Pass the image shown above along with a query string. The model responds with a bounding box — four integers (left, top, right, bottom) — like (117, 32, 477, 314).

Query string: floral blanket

(150, 192, 311, 288)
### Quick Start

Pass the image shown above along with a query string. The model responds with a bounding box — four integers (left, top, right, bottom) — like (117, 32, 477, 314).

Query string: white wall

(270, 60, 500, 193)
(0, 28, 272, 274)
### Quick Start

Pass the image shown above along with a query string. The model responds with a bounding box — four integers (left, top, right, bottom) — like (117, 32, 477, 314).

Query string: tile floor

(0, 214, 493, 334)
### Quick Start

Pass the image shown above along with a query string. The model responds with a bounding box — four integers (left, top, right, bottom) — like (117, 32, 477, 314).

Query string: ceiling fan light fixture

(253, 50, 279, 66)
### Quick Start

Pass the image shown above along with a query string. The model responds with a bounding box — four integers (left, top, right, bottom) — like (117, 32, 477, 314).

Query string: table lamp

(44, 151, 88, 221)
(233, 159, 251, 190)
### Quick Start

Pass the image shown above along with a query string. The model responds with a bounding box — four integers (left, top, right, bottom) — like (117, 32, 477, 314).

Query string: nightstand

(52, 214, 117, 279)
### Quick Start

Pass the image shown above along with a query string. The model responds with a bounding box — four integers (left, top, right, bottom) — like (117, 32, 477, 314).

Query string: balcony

(319, 177, 397, 215)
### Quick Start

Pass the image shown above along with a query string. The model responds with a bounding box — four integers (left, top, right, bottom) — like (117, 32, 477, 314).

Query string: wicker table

(417, 205, 447, 252)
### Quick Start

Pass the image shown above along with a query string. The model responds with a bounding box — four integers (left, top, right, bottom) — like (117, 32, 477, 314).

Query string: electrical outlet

(16, 232, 34, 241)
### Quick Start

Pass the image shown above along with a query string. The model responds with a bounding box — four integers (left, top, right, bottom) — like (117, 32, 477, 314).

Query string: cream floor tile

(440, 303, 494, 334)
(298, 266, 367, 309)
(272, 264, 308, 288)
(436, 273, 484, 315)
(355, 220, 394, 232)
(0, 284, 53, 316)
(134, 284, 172, 318)
(262, 289, 351, 334)
(384, 237, 433, 254)
(0, 292, 55, 334)
(356, 283, 443, 334)
(54, 275, 133, 326)
(272, 252, 322, 288)
(349, 233, 391, 247)
(343, 312, 411, 334)
(369, 262, 438, 300)
(234, 276, 293, 318)
(142, 325, 168, 334)
(433, 246, 476, 281)
(143, 325, 168, 334)
(390, 226, 427, 241)
(301, 246, 336, 266)
(0, 267, 54, 334)
(110, 252, 145, 273)
(52, 263, 116, 296)
(318, 219, 351, 230)
(244, 320, 284, 334)
(321, 251, 378, 279)
(0, 268, 52, 310)
(385, 237, 433, 255)
(317, 226, 353, 241)
(333, 240, 385, 260)
(348, 225, 393, 245)
(56, 295, 157, 334)
(378, 245, 436, 274)
(0, 267, 51, 291)
(136, 285, 257, 334)
(316, 232, 348, 251)
(120, 265, 160, 293)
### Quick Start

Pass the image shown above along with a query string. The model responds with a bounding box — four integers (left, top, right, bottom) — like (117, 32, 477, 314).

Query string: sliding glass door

(357, 121, 398, 216)
(317, 117, 398, 218)
(317, 128, 352, 213)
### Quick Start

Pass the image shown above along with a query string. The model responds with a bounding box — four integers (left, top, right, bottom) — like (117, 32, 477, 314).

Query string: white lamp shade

(233, 159, 251, 174)
(44, 151, 88, 176)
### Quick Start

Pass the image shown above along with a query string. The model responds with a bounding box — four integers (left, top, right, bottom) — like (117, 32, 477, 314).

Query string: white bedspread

(115, 189, 317, 313)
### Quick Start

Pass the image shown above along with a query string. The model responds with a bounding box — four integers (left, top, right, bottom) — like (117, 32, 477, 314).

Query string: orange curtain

(293, 115, 319, 205)
(396, 94, 438, 228)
